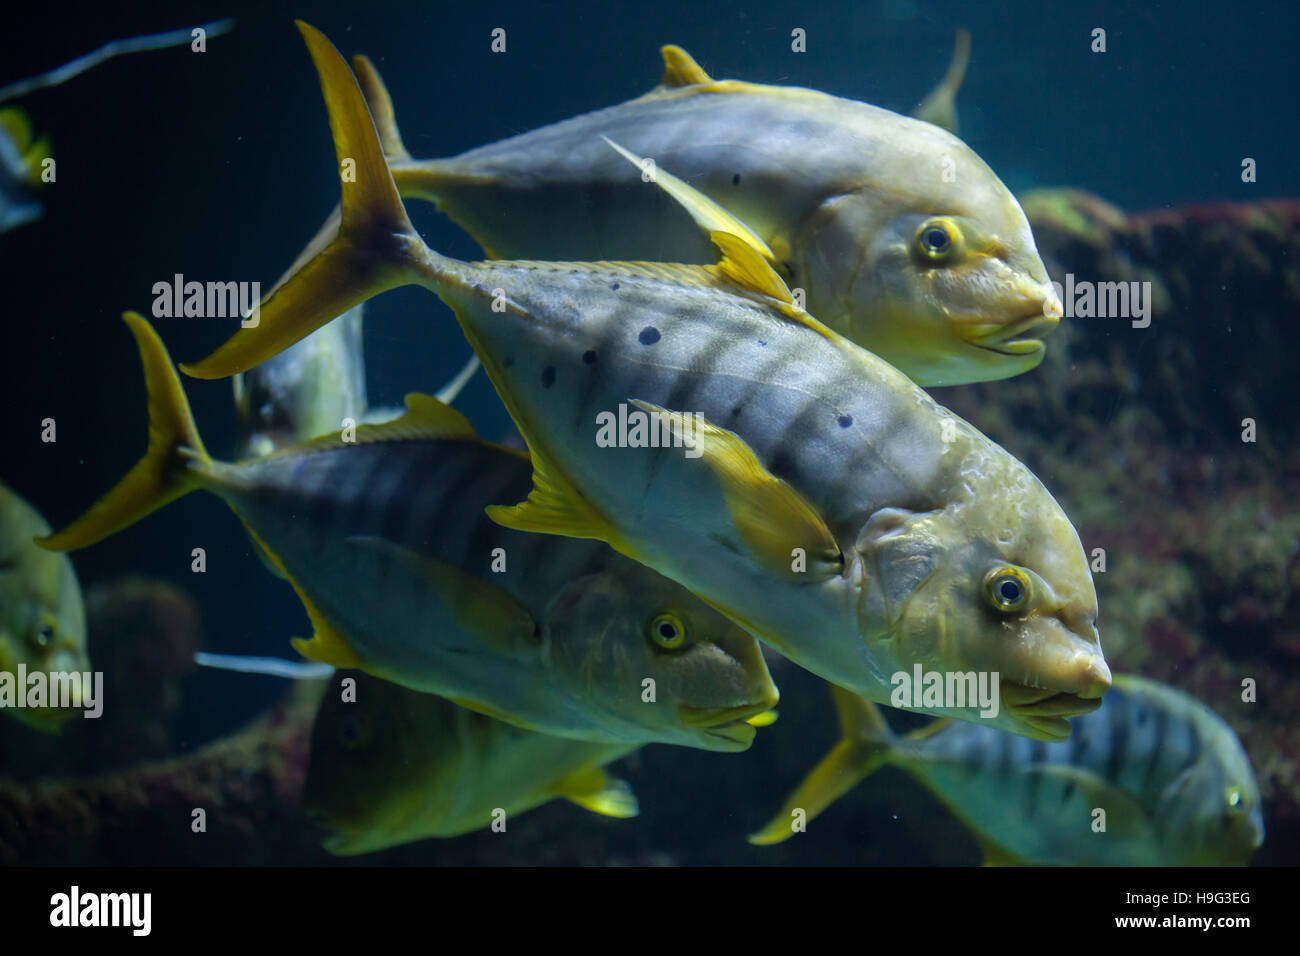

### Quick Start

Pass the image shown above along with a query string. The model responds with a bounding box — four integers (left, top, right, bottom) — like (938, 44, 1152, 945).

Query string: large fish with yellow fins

(751, 676, 1264, 866)
(38, 312, 779, 752)
(290, 30, 1058, 387)
(182, 23, 1110, 741)
(304, 670, 640, 855)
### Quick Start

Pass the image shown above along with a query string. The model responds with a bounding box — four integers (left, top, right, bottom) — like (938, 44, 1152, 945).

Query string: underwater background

(2, 0, 1298, 865)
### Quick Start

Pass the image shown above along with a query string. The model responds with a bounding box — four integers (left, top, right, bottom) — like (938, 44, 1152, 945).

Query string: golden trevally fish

(287, 30, 1057, 387)
(184, 23, 1108, 741)
(751, 676, 1265, 866)
(305, 670, 639, 855)
(40, 314, 778, 752)
(0, 482, 88, 730)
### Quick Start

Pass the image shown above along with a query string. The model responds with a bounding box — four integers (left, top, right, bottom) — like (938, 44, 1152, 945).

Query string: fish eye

(916, 218, 958, 261)
(648, 613, 687, 650)
(1226, 786, 1245, 813)
(33, 621, 54, 647)
(983, 566, 1030, 614)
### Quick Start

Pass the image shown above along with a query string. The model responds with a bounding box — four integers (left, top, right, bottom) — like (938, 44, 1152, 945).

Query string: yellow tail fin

(37, 313, 208, 552)
(181, 21, 427, 380)
(747, 686, 895, 846)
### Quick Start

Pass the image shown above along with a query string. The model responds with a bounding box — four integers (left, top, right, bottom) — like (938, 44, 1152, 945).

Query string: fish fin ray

(181, 21, 428, 380)
(552, 766, 640, 818)
(658, 45, 713, 88)
(38, 313, 209, 552)
(352, 54, 410, 160)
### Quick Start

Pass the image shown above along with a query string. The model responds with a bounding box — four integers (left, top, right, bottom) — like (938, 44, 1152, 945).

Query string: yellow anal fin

(551, 766, 640, 819)
(0, 107, 32, 152)
(352, 54, 410, 161)
(182, 21, 423, 380)
(601, 137, 776, 263)
(242, 523, 363, 671)
(658, 45, 713, 88)
(978, 837, 1024, 867)
(344, 535, 539, 660)
(38, 313, 208, 552)
(629, 401, 841, 583)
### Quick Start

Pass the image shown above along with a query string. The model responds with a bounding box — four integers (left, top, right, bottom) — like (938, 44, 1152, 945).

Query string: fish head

(544, 564, 779, 752)
(0, 511, 89, 731)
(814, 128, 1059, 386)
(1156, 717, 1265, 865)
(303, 672, 463, 855)
(854, 450, 1109, 740)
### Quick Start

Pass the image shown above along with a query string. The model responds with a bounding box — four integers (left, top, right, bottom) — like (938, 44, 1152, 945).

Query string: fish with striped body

(184, 24, 1109, 741)
(305, 670, 639, 855)
(750, 676, 1264, 866)
(39, 313, 778, 752)
(290, 31, 1057, 387)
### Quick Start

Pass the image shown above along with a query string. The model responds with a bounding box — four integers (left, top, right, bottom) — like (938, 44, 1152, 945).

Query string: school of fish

(11, 20, 1263, 864)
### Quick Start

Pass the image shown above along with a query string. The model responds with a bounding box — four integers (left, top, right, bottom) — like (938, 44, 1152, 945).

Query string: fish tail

(747, 686, 896, 846)
(181, 21, 447, 381)
(37, 313, 211, 552)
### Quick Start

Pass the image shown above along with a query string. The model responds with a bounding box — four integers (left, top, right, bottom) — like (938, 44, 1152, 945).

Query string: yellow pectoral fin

(343, 535, 539, 660)
(1026, 764, 1151, 841)
(602, 138, 776, 263)
(551, 766, 640, 819)
(629, 401, 841, 583)
(449, 696, 534, 727)
(485, 445, 628, 554)
(658, 45, 713, 88)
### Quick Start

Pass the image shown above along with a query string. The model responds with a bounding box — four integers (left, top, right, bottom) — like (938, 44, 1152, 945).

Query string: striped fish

(287, 31, 1057, 387)
(39, 313, 779, 752)
(305, 671, 639, 855)
(184, 24, 1109, 741)
(751, 676, 1265, 866)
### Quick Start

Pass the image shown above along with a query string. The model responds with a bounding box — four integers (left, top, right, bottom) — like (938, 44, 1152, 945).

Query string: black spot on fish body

(757, 340, 767, 347)
(1061, 779, 1077, 804)
(503, 357, 515, 369)
(732, 173, 741, 185)
(731, 406, 743, 418)
(541, 366, 556, 388)
(639, 326, 661, 345)
(611, 283, 620, 291)
(837, 414, 853, 429)
(583, 350, 598, 364)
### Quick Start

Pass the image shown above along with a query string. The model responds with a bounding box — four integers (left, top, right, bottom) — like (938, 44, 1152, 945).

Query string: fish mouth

(965, 311, 1060, 356)
(680, 697, 779, 746)
(1001, 682, 1105, 741)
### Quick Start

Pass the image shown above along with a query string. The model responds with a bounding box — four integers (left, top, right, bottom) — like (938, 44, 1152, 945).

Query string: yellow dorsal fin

(711, 231, 793, 303)
(709, 231, 841, 342)
(282, 392, 476, 455)
(912, 29, 971, 136)
(602, 137, 777, 263)
(659, 45, 712, 87)
(352, 54, 410, 161)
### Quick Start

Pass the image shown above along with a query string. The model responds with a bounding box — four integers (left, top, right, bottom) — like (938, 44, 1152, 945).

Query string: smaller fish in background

(0, 18, 234, 234)
(0, 482, 88, 731)
(0, 108, 49, 233)
(750, 675, 1264, 866)
(304, 671, 639, 855)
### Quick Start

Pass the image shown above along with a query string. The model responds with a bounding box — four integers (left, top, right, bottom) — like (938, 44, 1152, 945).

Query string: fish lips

(678, 696, 779, 750)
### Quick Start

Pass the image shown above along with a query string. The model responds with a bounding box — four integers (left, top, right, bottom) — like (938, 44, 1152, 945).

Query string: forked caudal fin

(181, 21, 433, 380)
(37, 313, 210, 553)
(747, 686, 896, 846)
